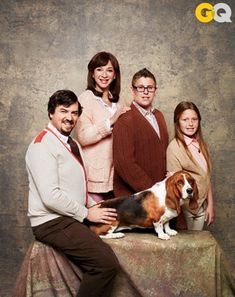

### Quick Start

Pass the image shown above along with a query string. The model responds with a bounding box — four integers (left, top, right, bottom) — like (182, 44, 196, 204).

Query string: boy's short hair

(132, 68, 156, 86)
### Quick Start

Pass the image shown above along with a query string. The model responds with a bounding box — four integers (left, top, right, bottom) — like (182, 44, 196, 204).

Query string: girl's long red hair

(174, 101, 211, 172)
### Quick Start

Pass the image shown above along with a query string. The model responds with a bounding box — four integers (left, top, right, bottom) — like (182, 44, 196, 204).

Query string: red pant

(32, 217, 120, 297)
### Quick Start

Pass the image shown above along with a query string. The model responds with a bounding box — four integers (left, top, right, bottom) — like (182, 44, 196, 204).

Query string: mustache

(64, 120, 74, 125)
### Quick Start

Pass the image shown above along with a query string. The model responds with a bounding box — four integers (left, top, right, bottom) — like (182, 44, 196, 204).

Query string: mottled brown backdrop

(0, 0, 234, 296)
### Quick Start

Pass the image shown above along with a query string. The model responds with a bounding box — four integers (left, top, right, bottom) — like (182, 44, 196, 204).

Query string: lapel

(177, 140, 207, 176)
(46, 127, 82, 164)
(131, 103, 161, 140)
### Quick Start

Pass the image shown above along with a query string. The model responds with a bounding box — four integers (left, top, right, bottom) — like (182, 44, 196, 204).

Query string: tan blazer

(167, 138, 210, 214)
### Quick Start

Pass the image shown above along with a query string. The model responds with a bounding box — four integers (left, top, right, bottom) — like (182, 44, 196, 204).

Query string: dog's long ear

(189, 179, 199, 210)
(165, 178, 181, 214)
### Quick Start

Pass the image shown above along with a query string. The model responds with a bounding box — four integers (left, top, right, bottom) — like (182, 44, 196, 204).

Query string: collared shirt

(184, 135, 207, 172)
(133, 101, 161, 138)
(94, 94, 117, 131)
(48, 122, 70, 149)
(95, 94, 117, 116)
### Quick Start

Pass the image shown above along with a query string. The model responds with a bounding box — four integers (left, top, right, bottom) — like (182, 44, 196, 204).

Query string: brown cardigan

(113, 103, 169, 197)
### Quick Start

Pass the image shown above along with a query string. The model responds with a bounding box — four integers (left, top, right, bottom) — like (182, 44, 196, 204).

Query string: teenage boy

(113, 68, 169, 196)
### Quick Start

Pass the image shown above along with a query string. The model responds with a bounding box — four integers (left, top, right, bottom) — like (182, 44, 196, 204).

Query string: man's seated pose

(25, 89, 120, 297)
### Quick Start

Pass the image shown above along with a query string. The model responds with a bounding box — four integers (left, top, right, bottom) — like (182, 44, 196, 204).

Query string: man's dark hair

(132, 68, 156, 86)
(47, 89, 82, 118)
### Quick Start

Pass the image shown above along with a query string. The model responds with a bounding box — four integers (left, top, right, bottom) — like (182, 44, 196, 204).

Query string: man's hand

(87, 204, 117, 224)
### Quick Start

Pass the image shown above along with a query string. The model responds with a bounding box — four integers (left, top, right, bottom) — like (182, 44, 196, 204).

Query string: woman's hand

(205, 204, 215, 225)
(205, 181, 215, 226)
(110, 105, 130, 126)
(87, 204, 117, 224)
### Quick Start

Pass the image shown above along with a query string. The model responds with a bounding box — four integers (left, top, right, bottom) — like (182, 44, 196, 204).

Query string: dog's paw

(166, 229, 178, 236)
(113, 232, 125, 238)
(158, 233, 170, 240)
(100, 232, 125, 239)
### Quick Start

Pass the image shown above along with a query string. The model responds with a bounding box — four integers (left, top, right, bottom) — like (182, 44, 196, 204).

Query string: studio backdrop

(0, 0, 234, 295)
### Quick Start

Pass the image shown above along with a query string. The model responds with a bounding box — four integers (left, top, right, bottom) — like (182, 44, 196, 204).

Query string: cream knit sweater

(26, 127, 95, 227)
(75, 90, 123, 193)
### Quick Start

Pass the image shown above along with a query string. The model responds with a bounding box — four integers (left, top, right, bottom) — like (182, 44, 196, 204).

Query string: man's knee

(106, 252, 120, 274)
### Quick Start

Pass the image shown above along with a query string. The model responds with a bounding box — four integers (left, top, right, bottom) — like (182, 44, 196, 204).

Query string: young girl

(75, 51, 129, 202)
(167, 101, 215, 230)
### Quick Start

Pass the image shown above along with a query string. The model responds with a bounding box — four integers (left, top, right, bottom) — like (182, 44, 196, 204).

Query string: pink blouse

(184, 135, 207, 172)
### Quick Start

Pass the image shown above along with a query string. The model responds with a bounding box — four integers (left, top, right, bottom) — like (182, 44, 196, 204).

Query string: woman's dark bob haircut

(87, 51, 120, 102)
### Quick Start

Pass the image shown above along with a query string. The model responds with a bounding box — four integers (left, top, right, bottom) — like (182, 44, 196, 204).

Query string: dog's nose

(186, 188, 193, 195)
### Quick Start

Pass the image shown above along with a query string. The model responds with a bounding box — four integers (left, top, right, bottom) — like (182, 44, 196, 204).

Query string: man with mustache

(25, 89, 119, 297)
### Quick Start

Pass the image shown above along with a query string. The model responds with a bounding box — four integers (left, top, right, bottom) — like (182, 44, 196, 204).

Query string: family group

(25, 51, 215, 297)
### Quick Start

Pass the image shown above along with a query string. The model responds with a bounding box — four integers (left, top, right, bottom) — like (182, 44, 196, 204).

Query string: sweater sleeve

(26, 143, 88, 222)
(87, 194, 97, 207)
(76, 91, 112, 146)
(113, 117, 154, 192)
(166, 141, 183, 172)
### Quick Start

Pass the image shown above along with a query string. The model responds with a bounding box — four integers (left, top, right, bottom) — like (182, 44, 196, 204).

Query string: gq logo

(195, 3, 232, 23)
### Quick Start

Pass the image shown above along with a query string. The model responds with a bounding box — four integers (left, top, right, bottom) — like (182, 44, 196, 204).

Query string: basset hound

(89, 171, 198, 240)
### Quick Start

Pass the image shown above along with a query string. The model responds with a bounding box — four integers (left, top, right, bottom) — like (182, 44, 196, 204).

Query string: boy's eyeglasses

(132, 85, 157, 93)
